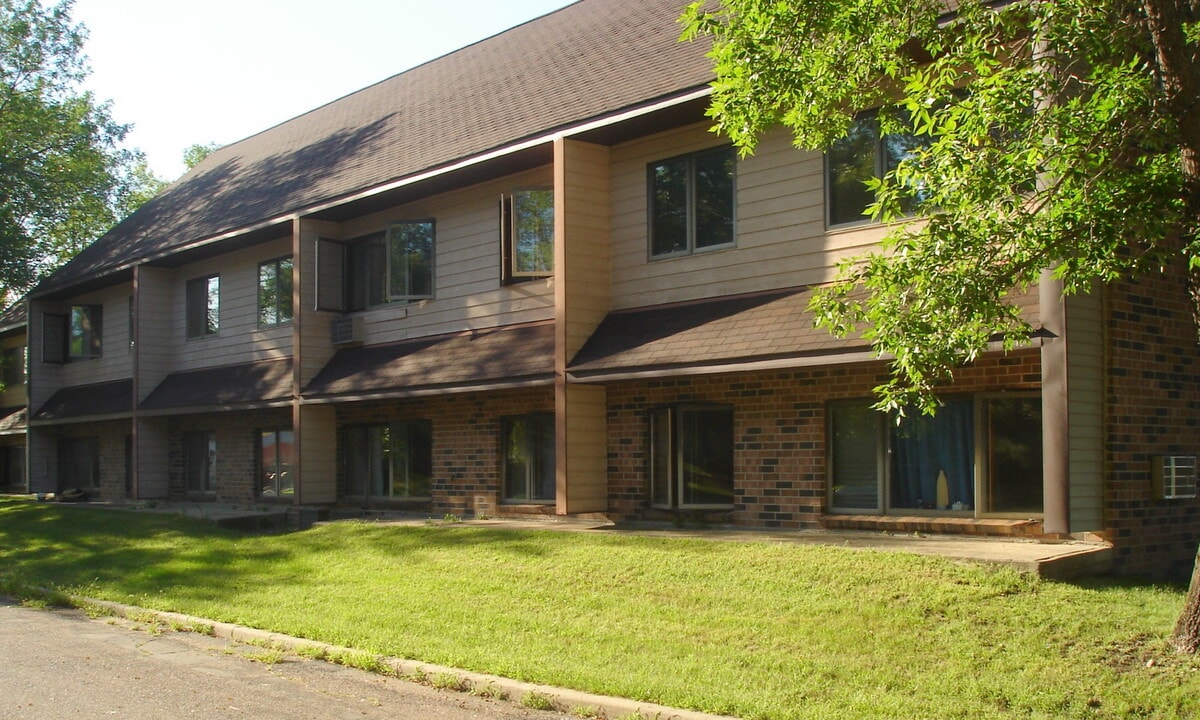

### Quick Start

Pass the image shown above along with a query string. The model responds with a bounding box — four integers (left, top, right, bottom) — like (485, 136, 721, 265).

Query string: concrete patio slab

(370, 516, 1114, 579)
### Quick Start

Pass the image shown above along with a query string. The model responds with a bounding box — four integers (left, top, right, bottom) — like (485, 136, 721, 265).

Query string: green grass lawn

(1, 498, 1197, 719)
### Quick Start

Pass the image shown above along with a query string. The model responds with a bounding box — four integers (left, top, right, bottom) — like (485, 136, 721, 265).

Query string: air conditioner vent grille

(330, 316, 364, 346)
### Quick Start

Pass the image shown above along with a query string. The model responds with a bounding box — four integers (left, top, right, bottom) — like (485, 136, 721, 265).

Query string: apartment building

(21, 0, 1200, 575)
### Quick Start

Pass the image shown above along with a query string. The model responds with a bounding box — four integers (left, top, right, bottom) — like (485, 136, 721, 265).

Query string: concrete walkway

(380, 516, 1113, 579)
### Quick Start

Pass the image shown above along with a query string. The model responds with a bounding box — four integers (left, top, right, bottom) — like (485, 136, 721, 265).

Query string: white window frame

(647, 145, 737, 260)
(186, 274, 220, 339)
(825, 109, 928, 228)
(649, 404, 736, 511)
(68, 304, 103, 360)
(385, 220, 435, 302)
(184, 430, 216, 495)
(257, 256, 294, 328)
(342, 421, 433, 500)
(259, 428, 294, 498)
(826, 393, 1044, 518)
(501, 413, 555, 504)
(500, 188, 554, 284)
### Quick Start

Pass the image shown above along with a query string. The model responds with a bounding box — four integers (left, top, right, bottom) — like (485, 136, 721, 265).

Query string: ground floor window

(184, 431, 216, 495)
(0, 445, 24, 489)
(828, 394, 1042, 515)
(59, 436, 99, 489)
(502, 413, 555, 502)
(259, 429, 295, 498)
(650, 405, 735, 509)
(342, 421, 432, 499)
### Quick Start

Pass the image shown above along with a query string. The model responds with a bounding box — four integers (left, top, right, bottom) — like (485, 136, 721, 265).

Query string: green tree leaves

(0, 0, 160, 300)
(683, 0, 1200, 413)
(182, 142, 221, 170)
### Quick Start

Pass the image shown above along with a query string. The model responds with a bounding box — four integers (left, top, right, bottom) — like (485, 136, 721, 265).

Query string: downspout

(1035, 17, 1070, 535)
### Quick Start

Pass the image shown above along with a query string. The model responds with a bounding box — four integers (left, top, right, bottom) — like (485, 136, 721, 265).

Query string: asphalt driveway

(0, 599, 572, 720)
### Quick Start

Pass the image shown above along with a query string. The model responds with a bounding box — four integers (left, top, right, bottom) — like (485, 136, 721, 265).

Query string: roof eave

(32, 85, 714, 301)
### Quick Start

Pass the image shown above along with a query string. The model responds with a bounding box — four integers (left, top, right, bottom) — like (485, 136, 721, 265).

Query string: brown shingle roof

(567, 288, 872, 378)
(569, 285, 1044, 378)
(139, 359, 293, 412)
(33, 379, 133, 421)
(0, 301, 26, 332)
(304, 321, 554, 399)
(0, 406, 25, 434)
(37, 0, 713, 294)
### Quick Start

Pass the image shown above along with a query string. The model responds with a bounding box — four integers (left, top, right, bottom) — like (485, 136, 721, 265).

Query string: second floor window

(258, 257, 294, 327)
(41, 305, 101, 364)
(69, 304, 102, 360)
(500, 188, 554, 283)
(826, 110, 928, 227)
(648, 145, 736, 259)
(186, 274, 219, 338)
(2, 346, 25, 387)
(347, 221, 435, 310)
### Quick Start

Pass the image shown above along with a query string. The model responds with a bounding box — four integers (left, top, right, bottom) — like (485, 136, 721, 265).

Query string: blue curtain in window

(890, 400, 974, 510)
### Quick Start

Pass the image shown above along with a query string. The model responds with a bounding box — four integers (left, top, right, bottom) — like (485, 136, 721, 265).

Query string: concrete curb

(80, 597, 738, 720)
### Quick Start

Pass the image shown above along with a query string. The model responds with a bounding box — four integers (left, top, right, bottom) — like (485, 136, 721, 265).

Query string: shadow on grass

(0, 501, 289, 600)
(1058, 573, 1189, 594)
(0, 500, 566, 604)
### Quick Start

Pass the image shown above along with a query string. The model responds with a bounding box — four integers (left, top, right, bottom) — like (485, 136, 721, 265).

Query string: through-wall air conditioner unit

(330, 316, 364, 346)
(1152, 455, 1198, 500)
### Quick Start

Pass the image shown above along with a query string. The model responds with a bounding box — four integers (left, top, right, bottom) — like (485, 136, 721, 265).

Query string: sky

(71, 0, 577, 180)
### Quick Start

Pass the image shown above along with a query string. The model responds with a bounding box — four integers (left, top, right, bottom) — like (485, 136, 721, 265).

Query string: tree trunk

(1173, 546, 1200, 652)
(1140, 0, 1200, 654)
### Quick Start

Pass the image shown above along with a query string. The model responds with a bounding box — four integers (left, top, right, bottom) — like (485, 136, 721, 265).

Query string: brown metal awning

(303, 321, 555, 402)
(139, 358, 293, 415)
(568, 284, 1044, 382)
(567, 287, 874, 381)
(33, 379, 133, 423)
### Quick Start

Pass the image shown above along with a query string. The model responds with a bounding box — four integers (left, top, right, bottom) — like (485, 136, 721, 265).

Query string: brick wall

(604, 350, 1042, 528)
(1106, 265, 1200, 577)
(166, 409, 291, 503)
(334, 386, 554, 517)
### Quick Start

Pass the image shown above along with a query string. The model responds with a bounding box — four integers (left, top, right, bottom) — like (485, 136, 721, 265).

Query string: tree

(182, 142, 220, 170)
(0, 0, 157, 301)
(114, 155, 168, 219)
(681, 0, 1200, 649)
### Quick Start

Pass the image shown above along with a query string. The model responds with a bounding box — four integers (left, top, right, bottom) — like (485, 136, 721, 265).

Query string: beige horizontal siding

(136, 266, 173, 402)
(298, 219, 337, 388)
(299, 404, 336, 503)
(561, 384, 608, 513)
(610, 123, 894, 310)
(333, 167, 557, 345)
(171, 238, 295, 372)
(558, 138, 612, 365)
(1066, 290, 1105, 532)
(56, 284, 135, 387)
(0, 333, 26, 409)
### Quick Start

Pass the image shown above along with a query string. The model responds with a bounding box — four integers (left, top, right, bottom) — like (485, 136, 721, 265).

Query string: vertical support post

(1040, 270, 1070, 535)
